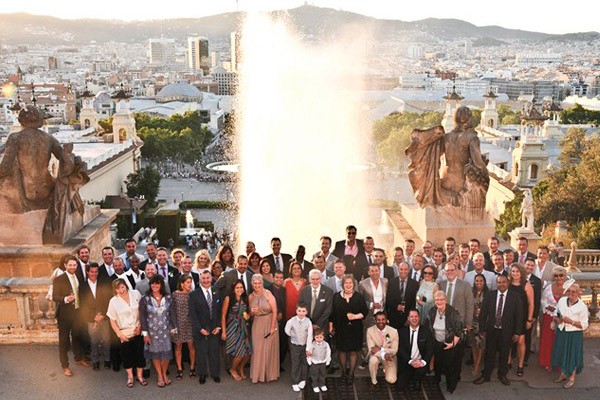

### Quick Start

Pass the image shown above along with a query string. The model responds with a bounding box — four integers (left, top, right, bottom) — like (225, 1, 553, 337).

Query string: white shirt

(237, 271, 248, 291)
(88, 279, 97, 298)
(103, 264, 115, 277)
(411, 269, 421, 281)
(369, 279, 384, 312)
(408, 326, 426, 365)
(106, 290, 141, 332)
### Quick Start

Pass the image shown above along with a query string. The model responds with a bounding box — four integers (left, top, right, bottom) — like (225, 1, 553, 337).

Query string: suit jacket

(386, 277, 419, 330)
(382, 265, 397, 281)
(332, 239, 365, 260)
(398, 325, 434, 365)
(52, 273, 80, 321)
(324, 275, 357, 293)
(299, 260, 314, 278)
(358, 277, 388, 314)
(139, 258, 157, 272)
(366, 324, 399, 357)
(528, 274, 542, 318)
(75, 259, 87, 284)
(79, 279, 112, 323)
(155, 264, 180, 294)
(265, 253, 293, 278)
(267, 284, 286, 322)
(215, 269, 254, 298)
(438, 278, 474, 327)
(479, 289, 523, 340)
(110, 272, 137, 292)
(190, 271, 200, 289)
(189, 285, 222, 339)
(483, 251, 501, 272)
(298, 284, 334, 330)
(98, 263, 114, 284)
(515, 251, 536, 264)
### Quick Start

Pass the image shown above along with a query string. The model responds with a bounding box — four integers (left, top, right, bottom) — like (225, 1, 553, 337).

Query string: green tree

(573, 219, 600, 249)
(558, 127, 586, 167)
(497, 104, 521, 125)
(494, 191, 524, 240)
(98, 117, 113, 133)
(561, 104, 600, 125)
(125, 164, 161, 207)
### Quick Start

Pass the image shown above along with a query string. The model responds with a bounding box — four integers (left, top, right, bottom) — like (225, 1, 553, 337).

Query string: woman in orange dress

(283, 261, 307, 321)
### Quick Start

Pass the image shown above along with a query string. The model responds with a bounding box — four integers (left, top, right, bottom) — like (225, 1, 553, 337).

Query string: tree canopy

(560, 104, 600, 126)
(125, 164, 161, 207)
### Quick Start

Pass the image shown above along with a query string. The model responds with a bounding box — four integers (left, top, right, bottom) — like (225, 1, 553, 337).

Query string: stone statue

(0, 105, 89, 244)
(520, 189, 534, 231)
(405, 106, 489, 220)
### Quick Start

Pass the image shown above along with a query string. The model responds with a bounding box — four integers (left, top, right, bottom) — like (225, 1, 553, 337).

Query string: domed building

(155, 82, 203, 103)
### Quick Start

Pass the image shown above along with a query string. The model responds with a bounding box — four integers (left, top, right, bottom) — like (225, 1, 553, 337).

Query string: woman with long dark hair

(171, 274, 196, 380)
(216, 245, 235, 272)
(221, 280, 252, 380)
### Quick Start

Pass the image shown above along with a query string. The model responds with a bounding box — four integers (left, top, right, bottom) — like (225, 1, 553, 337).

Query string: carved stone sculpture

(0, 105, 89, 244)
(405, 106, 489, 221)
(520, 189, 534, 231)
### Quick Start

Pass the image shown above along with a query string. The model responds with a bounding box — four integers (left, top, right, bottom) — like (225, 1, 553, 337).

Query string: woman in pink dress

(539, 266, 567, 371)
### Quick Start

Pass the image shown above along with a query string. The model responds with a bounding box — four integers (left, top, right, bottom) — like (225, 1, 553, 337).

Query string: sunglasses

(554, 274, 564, 278)
(347, 232, 357, 235)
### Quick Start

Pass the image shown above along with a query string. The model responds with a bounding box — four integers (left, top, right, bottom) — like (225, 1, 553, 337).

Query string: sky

(0, 0, 597, 35)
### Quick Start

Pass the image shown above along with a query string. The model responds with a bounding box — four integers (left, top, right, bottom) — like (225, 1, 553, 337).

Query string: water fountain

(184, 209, 196, 235)
(235, 13, 373, 252)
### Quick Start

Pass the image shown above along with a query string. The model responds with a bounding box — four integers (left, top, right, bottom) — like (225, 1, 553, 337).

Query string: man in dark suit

(332, 225, 365, 262)
(515, 237, 536, 265)
(110, 258, 137, 291)
(313, 255, 334, 282)
(215, 255, 254, 298)
(155, 247, 180, 294)
(386, 262, 418, 330)
(79, 262, 112, 370)
(483, 236, 501, 272)
(397, 309, 434, 391)
(181, 255, 200, 290)
(75, 245, 91, 283)
(189, 270, 222, 384)
(298, 269, 334, 331)
(98, 246, 115, 283)
(295, 245, 314, 278)
(410, 254, 426, 282)
(52, 255, 90, 376)
(524, 258, 542, 365)
(139, 242, 158, 271)
(265, 237, 293, 278)
(474, 275, 523, 386)
(374, 248, 396, 280)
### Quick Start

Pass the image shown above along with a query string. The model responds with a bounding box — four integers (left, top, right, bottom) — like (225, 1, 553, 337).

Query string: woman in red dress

(283, 261, 307, 321)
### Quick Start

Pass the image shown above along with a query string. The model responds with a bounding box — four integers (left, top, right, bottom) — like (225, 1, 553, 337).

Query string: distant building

(515, 52, 562, 67)
(48, 56, 58, 70)
(188, 37, 210, 75)
(230, 31, 242, 73)
(149, 38, 176, 66)
(398, 73, 428, 89)
(212, 67, 238, 95)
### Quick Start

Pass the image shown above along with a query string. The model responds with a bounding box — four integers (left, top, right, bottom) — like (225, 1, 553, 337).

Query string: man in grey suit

(325, 260, 356, 293)
(438, 263, 473, 379)
(215, 255, 254, 298)
(298, 269, 334, 332)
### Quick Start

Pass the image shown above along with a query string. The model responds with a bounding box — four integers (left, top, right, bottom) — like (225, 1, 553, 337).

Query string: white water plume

(236, 12, 372, 254)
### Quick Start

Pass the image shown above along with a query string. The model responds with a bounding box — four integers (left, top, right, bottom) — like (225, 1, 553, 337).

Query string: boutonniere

(385, 333, 390, 340)
(168, 271, 174, 278)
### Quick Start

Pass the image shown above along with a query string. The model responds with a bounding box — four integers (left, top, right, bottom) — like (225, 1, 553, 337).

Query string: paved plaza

(2, 340, 600, 400)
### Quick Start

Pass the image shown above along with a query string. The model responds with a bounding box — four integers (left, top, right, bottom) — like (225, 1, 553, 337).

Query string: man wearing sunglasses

(332, 225, 366, 262)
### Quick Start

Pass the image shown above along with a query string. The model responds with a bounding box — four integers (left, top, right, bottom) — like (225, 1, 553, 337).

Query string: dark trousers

(57, 312, 84, 368)
(195, 334, 221, 378)
(120, 335, 145, 369)
(109, 328, 122, 368)
(290, 343, 308, 384)
(397, 363, 427, 390)
(310, 363, 327, 388)
(279, 320, 288, 366)
(482, 328, 511, 379)
(433, 340, 461, 392)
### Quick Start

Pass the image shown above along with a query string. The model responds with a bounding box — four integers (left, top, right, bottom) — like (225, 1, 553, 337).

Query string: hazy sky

(0, 0, 596, 35)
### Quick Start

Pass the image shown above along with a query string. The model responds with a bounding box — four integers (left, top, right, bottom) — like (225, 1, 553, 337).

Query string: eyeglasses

(554, 274, 564, 278)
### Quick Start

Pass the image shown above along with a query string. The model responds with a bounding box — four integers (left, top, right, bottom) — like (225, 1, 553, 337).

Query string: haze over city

(0, 0, 597, 34)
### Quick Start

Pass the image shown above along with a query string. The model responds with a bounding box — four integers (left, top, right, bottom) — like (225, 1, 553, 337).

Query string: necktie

(410, 329, 416, 353)
(519, 254, 525, 264)
(70, 274, 79, 309)
(495, 293, 504, 327)
(368, 254, 372, 264)
(413, 271, 418, 280)
(447, 282, 454, 305)
(206, 289, 213, 314)
(399, 280, 405, 301)
(275, 256, 281, 271)
(311, 288, 318, 315)
(162, 266, 167, 278)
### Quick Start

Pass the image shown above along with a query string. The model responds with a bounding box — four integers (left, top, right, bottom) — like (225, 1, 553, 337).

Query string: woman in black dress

(329, 275, 368, 382)
(508, 263, 534, 377)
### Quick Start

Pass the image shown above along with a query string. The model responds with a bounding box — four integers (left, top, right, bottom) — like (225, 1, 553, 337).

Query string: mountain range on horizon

(0, 5, 598, 45)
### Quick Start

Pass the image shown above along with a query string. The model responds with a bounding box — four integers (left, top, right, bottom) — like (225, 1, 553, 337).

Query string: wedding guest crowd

(48, 229, 589, 394)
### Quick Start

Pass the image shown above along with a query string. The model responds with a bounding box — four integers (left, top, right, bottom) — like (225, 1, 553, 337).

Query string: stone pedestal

(509, 227, 541, 252)
(396, 203, 495, 245)
(0, 209, 118, 343)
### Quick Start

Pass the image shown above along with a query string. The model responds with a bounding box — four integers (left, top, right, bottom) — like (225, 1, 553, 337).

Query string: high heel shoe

(563, 380, 575, 389)
(516, 367, 524, 377)
(189, 369, 196, 378)
(176, 370, 183, 381)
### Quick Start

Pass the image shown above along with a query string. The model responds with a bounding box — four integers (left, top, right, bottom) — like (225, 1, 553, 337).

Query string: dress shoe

(213, 377, 220, 383)
(499, 376, 510, 386)
(199, 375, 206, 384)
(76, 359, 92, 367)
(92, 362, 100, 371)
(473, 376, 489, 385)
(104, 361, 111, 370)
(63, 367, 73, 377)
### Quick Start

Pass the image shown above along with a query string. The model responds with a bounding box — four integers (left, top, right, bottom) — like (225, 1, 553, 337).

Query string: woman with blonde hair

(193, 249, 212, 273)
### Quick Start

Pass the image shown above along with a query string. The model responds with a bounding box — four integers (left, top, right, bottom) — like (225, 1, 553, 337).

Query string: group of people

(49, 226, 589, 394)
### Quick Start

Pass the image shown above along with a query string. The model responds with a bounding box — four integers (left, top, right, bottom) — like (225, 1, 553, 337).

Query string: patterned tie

(206, 289, 213, 314)
(275, 256, 281, 271)
(399, 280, 405, 301)
(311, 288, 318, 315)
(495, 293, 504, 328)
(70, 274, 79, 309)
(447, 282, 454, 305)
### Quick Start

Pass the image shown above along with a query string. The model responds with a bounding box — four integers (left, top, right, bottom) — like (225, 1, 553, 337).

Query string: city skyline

(0, 0, 597, 35)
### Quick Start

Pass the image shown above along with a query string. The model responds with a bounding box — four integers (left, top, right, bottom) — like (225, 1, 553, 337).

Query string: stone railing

(565, 247, 600, 272)
(0, 278, 57, 343)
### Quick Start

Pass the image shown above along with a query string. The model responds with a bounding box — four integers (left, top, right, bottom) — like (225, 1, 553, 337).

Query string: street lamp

(181, 191, 184, 202)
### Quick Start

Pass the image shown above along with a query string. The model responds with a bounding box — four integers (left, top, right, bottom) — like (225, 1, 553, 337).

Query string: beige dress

(249, 291, 280, 383)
